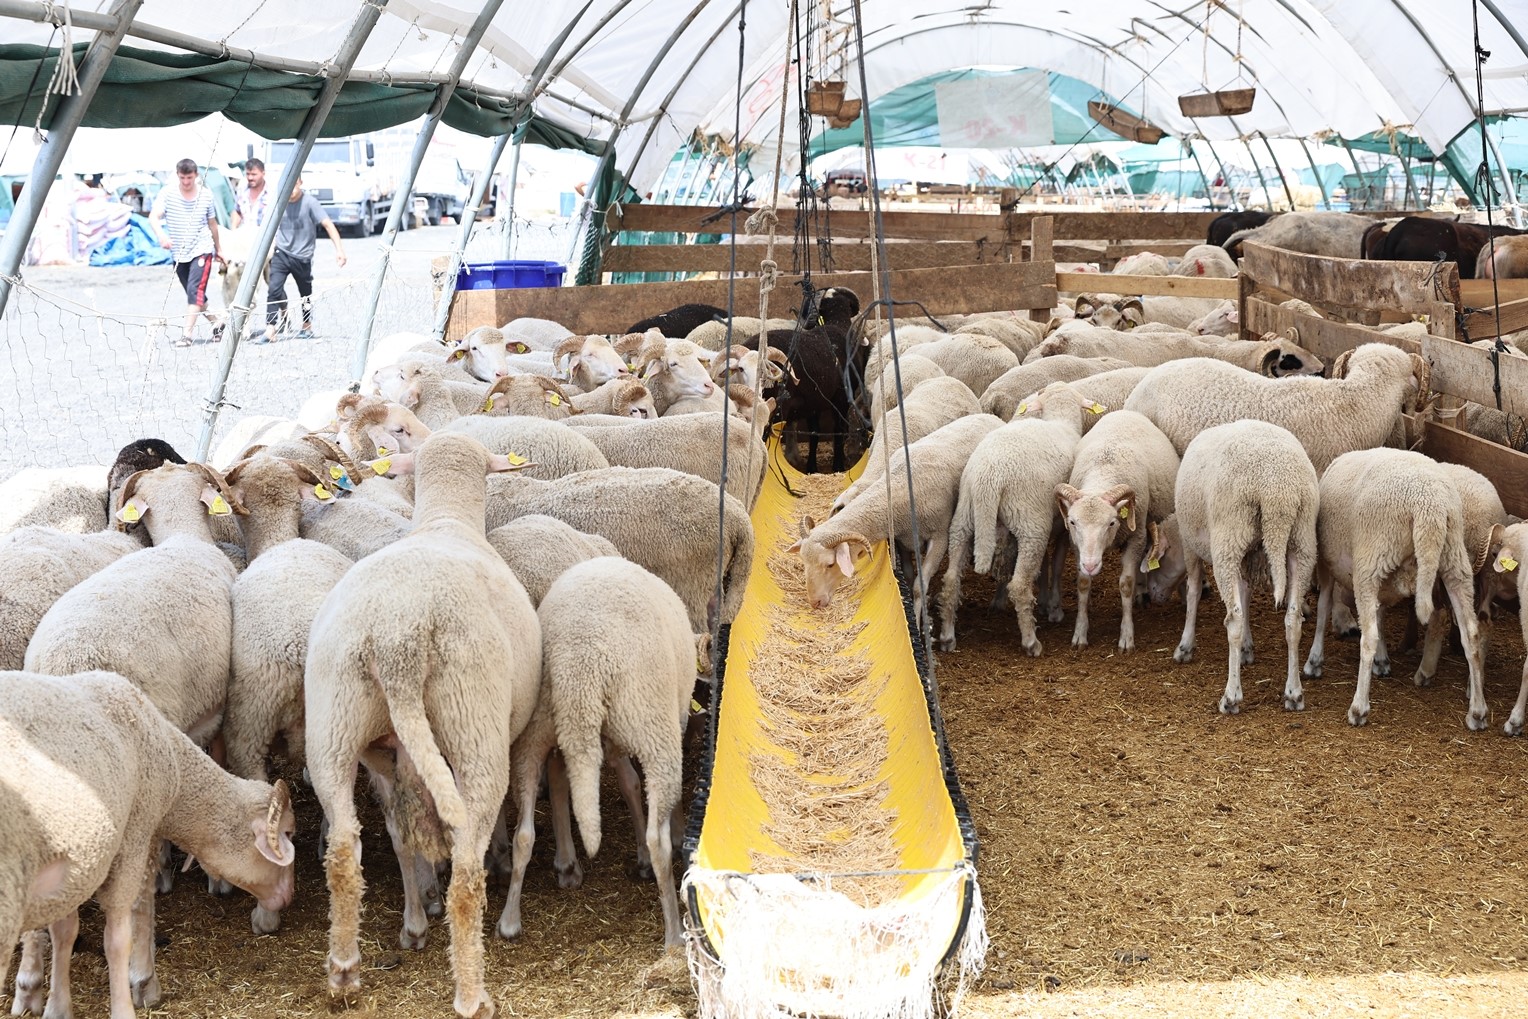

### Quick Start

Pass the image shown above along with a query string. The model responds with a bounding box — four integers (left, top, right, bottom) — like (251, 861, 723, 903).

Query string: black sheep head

(799, 286, 860, 330)
(107, 438, 188, 497)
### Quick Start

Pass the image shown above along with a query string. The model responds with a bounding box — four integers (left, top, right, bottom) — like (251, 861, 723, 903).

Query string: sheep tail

(561, 731, 605, 859)
(1411, 512, 1443, 625)
(971, 473, 1004, 575)
(371, 653, 469, 834)
(1260, 501, 1297, 609)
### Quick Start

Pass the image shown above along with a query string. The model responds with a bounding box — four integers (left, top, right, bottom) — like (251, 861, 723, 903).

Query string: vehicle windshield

(268, 140, 351, 166)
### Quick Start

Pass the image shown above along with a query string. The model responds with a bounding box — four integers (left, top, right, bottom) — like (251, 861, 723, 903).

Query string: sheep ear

(1226, 304, 1240, 325)
(511, 341, 531, 354)
(116, 495, 148, 528)
(200, 484, 233, 517)
(834, 541, 857, 578)
(251, 819, 295, 868)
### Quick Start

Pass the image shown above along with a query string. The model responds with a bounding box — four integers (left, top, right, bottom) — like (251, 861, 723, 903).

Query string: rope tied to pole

(744, 205, 779, 236)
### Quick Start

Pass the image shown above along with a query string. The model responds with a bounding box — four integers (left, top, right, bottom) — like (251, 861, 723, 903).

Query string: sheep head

(786, 515, 872, 610)
(1139, 517, 1187, 605)
(446, 326, 512, 381)
(1256, 332, 1324, 377)
(1056, 482, 1135, 579)
(556, 335, 630, 391)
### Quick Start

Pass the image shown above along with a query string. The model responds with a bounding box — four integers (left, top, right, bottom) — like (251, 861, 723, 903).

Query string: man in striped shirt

(150, 158, 226, 347)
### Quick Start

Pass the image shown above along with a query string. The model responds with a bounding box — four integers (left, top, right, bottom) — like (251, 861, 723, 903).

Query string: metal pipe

(1482, 130, 1523, 223)
(679, 146, 712, 204)
(1201, 136, 1238, 210)
(1297, 135, 1331, 209)
(195, 0, 388, 460)
(352, 0, 509, 375)
(498, 132, 525, 259)
(1238, 133, 1274, 211)
(1258, 131, 1298, 211)
(1185, 138, 1216, 207)
(0, 0, 145, 320)
(1400, 152, 1417, 210)
(432, 130, 512, 340)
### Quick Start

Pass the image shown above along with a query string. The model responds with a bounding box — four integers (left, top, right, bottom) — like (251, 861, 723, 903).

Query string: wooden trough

(1178, 86, 1256, 117)
(1087, 100, 1166, 144)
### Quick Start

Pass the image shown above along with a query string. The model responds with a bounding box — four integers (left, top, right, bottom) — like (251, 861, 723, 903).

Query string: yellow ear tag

(207, 494, 231, 516)
(1016, 402, 1027, 415)
(548, 392, 562, 406)
(450, 350, 467, 361)
(1089, 402, 1106, 415)
(376, 445, 391, 457)
(1504, 555, 1519, 572)
(1118, 506, 1130, 520)
(314, 483, 332, 501)
(369, 457, 392, 474)
(482, 395, 497, 413)
(505, 452, 529, 467)
(118, 503, 140, 524)
(329, 465, 345, 481)
(513, 342, 529, 354)
(1147, 557, 1161, 571)
(690, 697, 704, 712)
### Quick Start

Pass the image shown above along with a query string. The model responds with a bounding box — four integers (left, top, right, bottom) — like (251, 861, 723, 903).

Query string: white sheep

(791, 414, 1003, 621)
(1123, 343, 1431, 473)
(683, 316, 795, 351)
(833, 375, 981, 513)
(372, 357, 488, 428)
(0, 670, 295, 1019)
(626, 333, 718, 414)
(1112, 251, 1172, 276)
(553, 334, 632, 391)
(1068, 293, 1144, 331)
(565, 412, 766, 508)
(868, 352, 946, 424)
(1171, 244, 1239, 278)
(211, 415, 308, 469)
(1025, 323, 1324, 377)
(936, 383, 1097, 654)
(486, 515, 619, 608)
(478, 374, 577, 420)
(221, 455, 353, 933)
(1301, 448, 1488, 730)
(953, 315, 1048, 360)
(501, 316, 574, 351)
(443, 325, 520, 381)
(1222, 210, 1375, 259)
(569, 377, 657, 419)
(0, 526, 143, 670)
(304, 433, 541, 1014)
(1142, 421, 1319, 714)
(1055, 409, 1180, 652)
(980, 355, 1133, 421)
(905, 332, 1019, 398)
(441, 415, 611, 480)
(1486, 522, 1528, 734)
(1065, 366, 1153, 433)
(498, 557, 698, 948)
(0, 465, 109, 535)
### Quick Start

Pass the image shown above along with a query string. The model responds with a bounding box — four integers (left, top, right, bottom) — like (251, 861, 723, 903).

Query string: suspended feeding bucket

(1178, 87, 1257, 117)
(806, 80, 848, 116)
(1087, 100, 1166, 144)
(826, 99, 862, 129)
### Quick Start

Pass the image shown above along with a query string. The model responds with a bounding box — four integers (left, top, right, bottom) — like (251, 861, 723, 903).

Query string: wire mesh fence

(0, 217, 579, 481)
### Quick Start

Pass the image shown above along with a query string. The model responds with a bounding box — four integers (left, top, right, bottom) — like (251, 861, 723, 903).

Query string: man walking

(259, 175, 347, 342)
(232, 157, 271, 229)
(149, 157, 225, 347)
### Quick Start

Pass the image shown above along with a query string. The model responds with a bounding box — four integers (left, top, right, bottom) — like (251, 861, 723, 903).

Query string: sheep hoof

(327, 956, 362, 1000)
(1302, 660, 1322, 678)
(208, 875, 235, 897)
(1071, 634, 1089, 650)
(935, 635, 957, 652)
(130, 973, 162, 1008)
(1240, 647, 1255, 666)
(1337, 625, 1360, 640)
(555, 859, 584, 890)
(1372, 658, 1391, 678)
(1466, 709, 1489, 732)
(1347, 705, 1370, 727)
(251, 905, 282, 935)
(12, 977, 44, 1016)
(1218, 696, 1242, 715)
(1117, 636, 1135, 653)
(1173, 645, 1194, 664)
(1504, 715, 1523, 737)
(1022, 639, 1043, 658)
(155, 867, 176, 895)
(626, 860, 656, 883)
(459, 997, 496, 1019)
(1411, 668, 1434, 688)
(1046, 606, 1065, 624)
(1283, 693, 1305, 712)
(400, 925, 428, 951)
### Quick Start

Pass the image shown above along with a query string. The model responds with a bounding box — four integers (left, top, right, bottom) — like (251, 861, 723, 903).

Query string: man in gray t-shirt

(259, 176, 347, 342)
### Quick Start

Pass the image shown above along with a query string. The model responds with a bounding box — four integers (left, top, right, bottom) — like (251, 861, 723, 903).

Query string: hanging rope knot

(744, 205, 779, 235)
(759, 259, 779, 294)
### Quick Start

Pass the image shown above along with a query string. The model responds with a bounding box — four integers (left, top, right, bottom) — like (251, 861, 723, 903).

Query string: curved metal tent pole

(1258, 131, 1298, 210)
(0, 0, 145, 321)
(351, 0, 509, 380)
(532, 0, 645, 105)
(196, 0, 390, 460)
(565, 0, 719, 283)
(430, 129, 512, 340)
(1201, 135, 1239, 210)
(1479, 0, 1528, 61)
(1296, 134, 1332, 209)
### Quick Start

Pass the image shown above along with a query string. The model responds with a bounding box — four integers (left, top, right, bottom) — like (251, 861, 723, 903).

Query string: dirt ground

(26, 557, 1528, 1018)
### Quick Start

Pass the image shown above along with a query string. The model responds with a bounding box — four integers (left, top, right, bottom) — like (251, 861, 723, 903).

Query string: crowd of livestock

(2, 207, 1528, 1018)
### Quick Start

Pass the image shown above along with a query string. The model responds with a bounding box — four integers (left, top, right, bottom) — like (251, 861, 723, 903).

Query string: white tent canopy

(2, 1, 1527, 196)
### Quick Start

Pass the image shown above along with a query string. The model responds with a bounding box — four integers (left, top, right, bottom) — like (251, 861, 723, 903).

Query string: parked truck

(263, 136, 396, 236)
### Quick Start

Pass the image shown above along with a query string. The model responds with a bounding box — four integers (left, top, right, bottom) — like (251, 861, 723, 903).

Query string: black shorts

(175, 253, 216, 307)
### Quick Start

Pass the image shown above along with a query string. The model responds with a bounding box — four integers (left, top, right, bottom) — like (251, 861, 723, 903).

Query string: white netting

(683, 863, 987, 1019)
(0, 217, 579, 481)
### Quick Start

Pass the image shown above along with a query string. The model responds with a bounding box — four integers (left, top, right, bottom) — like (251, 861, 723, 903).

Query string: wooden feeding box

(826, 99, 861, 129)
(1178, 87, 1256, 117)
(1087, 100, 1166, 144)
(806, 80, 847, 116)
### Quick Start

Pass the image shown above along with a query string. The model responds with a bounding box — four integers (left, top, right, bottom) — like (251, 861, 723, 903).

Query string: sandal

(174, 335, 194, 348)
(211, 323, 226, 343)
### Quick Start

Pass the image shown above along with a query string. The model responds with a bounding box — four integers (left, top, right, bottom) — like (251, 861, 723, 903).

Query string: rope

(709, 0, 750, 676)
(1470, 0, 1509, 411)
(2, 26, 56, 165)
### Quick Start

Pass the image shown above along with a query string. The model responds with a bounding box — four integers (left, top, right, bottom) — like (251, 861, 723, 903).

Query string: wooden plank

(1030, 217, 1055, 323)
(1415, 418, 1528, 519)
(1459, 278, 1528, 306)
(1006, 211, 1220, 241)
(1241, 241, 1462, 311)
(445, 261, 1058, 338)
(602, 241, 1000, 274)
(1463, 296, 1528, 340)
(1055, 271, 1239, 299)
(610, 204, 1006, 242)
(1243, 297, 1420, 361)
(1422, 335, 1528, 418)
